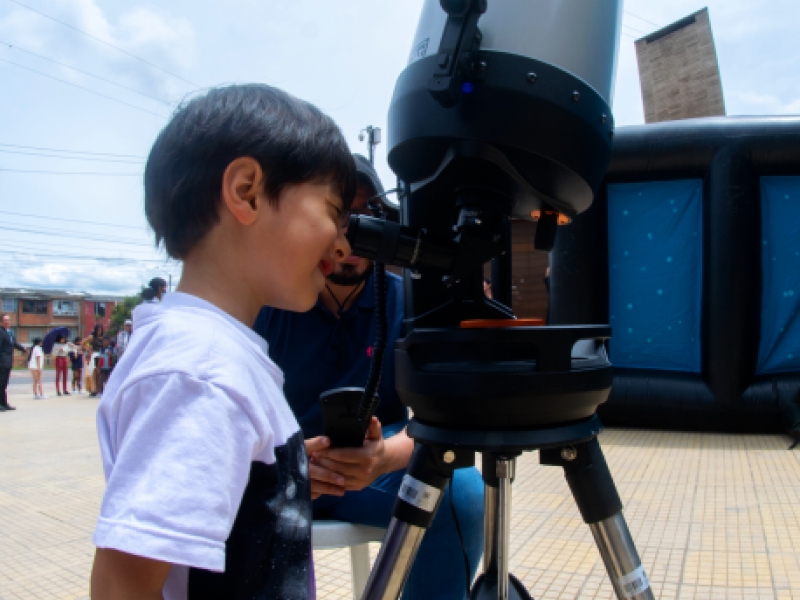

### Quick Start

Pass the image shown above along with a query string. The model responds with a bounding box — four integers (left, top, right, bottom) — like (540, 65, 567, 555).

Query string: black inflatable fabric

(551, 116, 800, 433)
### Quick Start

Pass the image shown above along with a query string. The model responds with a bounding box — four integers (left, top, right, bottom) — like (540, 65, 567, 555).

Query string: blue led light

(462, 82, 474, 94)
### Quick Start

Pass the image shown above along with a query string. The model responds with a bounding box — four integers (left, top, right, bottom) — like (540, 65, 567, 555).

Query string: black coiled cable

(356, 199, 388, 423)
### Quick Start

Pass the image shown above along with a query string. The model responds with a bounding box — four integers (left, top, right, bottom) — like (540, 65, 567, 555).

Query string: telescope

(345, 1, 655, 599)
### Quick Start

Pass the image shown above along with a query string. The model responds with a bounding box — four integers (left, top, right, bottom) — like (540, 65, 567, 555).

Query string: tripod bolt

(443, 450, 456, 464)
(561, 446, 578, 461)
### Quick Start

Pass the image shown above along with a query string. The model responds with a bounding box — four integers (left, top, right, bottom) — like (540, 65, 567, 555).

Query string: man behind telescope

(253, 155, 484, 599)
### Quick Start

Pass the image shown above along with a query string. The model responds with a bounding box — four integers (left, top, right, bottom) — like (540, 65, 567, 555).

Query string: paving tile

(1, 385, 799, 599)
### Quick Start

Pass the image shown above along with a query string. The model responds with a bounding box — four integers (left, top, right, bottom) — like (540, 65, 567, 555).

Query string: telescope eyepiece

(346, 215, 455, 273)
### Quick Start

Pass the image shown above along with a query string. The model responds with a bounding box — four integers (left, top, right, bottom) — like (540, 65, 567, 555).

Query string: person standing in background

(92, 337, 115, 396)
(51, 335, 80, 397)
(28, 337, 46, 399)
(148, 277, 168, 302)
(1, 313, 27, 411)
(69, 337, 84, 394)
(116, 320, 132, 359)
(84, 348, 98, 397)
(82, 324, 105, 355)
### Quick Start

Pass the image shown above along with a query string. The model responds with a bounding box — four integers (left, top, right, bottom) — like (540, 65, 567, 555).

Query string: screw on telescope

(526, 72, 537, 83)
(443, 450, 456, 464)
(572, 90, 581, 102)
(561, 446, 578, 461)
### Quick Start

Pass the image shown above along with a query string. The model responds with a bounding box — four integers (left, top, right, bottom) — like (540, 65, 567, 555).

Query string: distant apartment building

(635, 8, 725, 123)
(1, 288, 123, 367)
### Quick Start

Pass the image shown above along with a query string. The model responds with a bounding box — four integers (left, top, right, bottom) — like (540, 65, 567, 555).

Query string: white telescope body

(409, 0, 622, 106)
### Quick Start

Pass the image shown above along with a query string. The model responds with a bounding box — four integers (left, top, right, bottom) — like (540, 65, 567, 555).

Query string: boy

(69, 337, 83, 394)
(90, 84, 355, 599)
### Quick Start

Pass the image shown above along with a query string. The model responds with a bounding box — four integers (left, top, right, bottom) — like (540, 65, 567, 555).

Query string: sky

(1, 0, 798, 295)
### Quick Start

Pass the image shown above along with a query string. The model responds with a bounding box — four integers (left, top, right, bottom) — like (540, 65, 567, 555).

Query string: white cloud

(0, 0, 196, 100)
(3, 259, 180, 296)
(727, 92, 800, 116)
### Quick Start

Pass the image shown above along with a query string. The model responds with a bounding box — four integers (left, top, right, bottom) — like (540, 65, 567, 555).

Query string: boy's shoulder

(119, 293, 283, 394)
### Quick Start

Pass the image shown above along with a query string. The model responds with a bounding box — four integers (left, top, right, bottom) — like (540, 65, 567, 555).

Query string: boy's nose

(333, 229, 351, 261)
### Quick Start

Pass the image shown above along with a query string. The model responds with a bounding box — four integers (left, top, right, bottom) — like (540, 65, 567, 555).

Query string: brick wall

(636, 8, 725, 123)
(83, 301, 115, 337)
(509, 220, 550, 320)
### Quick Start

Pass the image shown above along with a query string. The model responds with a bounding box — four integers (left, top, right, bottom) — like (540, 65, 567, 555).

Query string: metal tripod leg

(471, 454, 532, 600)
(590, 513, 653, 599)
(541, 438, 654, 600)
(360, 442, 473, 600)
(361, 519, 426, 600)
(496, 458, 513, 600)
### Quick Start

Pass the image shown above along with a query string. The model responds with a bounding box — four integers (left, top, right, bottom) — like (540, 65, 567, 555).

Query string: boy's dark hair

(145, 84, 357, 259)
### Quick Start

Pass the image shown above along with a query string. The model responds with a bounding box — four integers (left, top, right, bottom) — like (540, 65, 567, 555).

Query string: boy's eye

(330, 204, 345, 225)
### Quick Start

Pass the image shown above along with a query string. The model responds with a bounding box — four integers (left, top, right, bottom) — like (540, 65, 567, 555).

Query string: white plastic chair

(312, 520, 386, 600)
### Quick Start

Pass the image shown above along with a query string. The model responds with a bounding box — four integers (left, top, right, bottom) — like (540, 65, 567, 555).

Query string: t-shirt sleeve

(93, 372, 270, 572)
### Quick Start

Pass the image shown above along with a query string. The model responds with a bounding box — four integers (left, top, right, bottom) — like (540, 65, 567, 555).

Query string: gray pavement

(1, 383, 800, 599)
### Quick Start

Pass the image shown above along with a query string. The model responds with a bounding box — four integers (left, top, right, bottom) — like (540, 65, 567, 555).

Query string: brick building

(481, 220, 551, 321)
(635, 8, 726, 123)
(1, 288, 123, 367)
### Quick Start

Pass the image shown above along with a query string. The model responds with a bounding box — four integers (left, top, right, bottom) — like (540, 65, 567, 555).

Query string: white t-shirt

(94, 292, 311, 599)
(84, 352, 99, 376)
(28, 346, 43, 369)
(51, 342, 74, 357)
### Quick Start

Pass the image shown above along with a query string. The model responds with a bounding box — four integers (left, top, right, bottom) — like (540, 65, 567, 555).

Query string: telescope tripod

(361, 415, 654, 600)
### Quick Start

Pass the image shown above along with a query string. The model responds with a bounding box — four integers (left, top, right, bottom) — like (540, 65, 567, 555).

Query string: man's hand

(309, 417, 390, 492)
(305, 435, 346, 499)
(91, 548, 171, 599)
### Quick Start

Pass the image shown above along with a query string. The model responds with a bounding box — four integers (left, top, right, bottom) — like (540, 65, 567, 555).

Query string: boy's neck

(177, 248, 262, 328)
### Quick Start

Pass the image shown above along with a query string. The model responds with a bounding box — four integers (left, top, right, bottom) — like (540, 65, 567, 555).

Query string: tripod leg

(361, 519, 426, 600)
(589, 513, 652, 600)
(361, 442, 473, 600)
(541, 438, 654, 600)
(496, 457, 514, 600)
(471, 454, 533, 600)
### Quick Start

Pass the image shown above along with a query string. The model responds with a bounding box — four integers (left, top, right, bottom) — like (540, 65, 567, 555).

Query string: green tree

(109, 291, 144, 335)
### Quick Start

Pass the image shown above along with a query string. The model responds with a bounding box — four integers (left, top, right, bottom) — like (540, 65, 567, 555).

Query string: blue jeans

(313, 421, 484, 600)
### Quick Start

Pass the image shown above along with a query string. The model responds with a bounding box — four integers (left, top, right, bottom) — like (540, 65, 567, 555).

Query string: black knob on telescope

(440, 0, 486, 16)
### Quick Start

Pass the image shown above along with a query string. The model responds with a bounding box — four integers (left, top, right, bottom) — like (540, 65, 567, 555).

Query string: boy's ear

(221, 157, 264, 225)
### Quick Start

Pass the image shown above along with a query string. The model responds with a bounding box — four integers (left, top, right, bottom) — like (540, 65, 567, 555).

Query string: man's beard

(327, 262, 374, 287)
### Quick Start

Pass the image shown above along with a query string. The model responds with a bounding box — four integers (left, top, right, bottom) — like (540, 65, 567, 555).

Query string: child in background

(69, 337, 83, 394)
(84, 347, 97, 397)
(51, 335, 79, 396)
(90, 84, 354, 599)
(27, 337, 45, 399)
